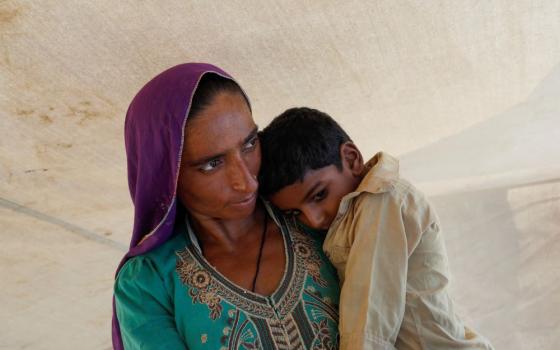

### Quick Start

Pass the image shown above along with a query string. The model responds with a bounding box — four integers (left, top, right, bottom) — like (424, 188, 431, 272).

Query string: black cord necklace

(251, 211, 268, 293)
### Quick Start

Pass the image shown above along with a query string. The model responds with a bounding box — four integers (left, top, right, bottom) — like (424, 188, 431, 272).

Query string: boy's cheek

(297, 219, 328, 237)
(298, 215, 312, 229)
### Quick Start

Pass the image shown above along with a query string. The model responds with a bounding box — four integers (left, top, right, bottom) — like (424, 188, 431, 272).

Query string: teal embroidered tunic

(114, 209, 340, 349)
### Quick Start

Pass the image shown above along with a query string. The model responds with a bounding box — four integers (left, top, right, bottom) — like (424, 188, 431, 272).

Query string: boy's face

(268, 161, 361, 230)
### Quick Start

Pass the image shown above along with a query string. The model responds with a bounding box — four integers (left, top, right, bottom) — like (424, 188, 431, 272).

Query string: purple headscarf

(112, 63, 248, 349)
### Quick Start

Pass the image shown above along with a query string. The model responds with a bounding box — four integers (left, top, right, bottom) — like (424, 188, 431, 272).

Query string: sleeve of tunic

(335, 184, 433, 350)
(114, 256, 188, 350)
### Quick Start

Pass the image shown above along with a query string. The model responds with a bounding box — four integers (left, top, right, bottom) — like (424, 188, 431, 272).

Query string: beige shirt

(323, 152, 493, 350)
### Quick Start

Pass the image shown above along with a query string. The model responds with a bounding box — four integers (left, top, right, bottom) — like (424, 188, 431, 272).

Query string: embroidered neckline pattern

(175, 217, 327, 320)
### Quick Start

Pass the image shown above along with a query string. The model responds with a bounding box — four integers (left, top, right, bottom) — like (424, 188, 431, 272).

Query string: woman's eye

(200, 158, 222, 172)
(312, 189, 327, 202)
(242, 136, 258, 152)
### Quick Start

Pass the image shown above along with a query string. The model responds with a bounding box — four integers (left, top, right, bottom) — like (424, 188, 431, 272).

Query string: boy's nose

(304, 209, 327, 230)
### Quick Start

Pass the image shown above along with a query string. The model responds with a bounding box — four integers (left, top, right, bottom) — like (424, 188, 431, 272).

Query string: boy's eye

(200, 158, 222, 172)
(242, 136, 258, 152)
(284, 209, 302, 217)
(312, 189, 327, 202)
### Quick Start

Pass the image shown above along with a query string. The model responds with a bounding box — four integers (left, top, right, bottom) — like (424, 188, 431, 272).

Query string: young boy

(258, 107, 494, 350)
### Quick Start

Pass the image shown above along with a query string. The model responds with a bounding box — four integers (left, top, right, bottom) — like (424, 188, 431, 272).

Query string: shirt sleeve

(336, 185, 432, 350)
(114, 256, 188, 350)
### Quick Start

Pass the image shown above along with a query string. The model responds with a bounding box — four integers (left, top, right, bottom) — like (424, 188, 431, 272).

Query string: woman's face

(177, 91, 261, 221)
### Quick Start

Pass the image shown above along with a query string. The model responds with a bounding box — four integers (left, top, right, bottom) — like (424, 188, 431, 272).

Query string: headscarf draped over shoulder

(112, 63, 247, 349)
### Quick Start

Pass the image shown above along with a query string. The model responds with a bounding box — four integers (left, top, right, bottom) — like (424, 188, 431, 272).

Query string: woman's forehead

(182, 93, 256, 160)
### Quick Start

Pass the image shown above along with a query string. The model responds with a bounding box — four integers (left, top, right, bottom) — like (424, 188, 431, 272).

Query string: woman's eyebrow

(241, 127, 259, 145)
(188, 127, 259, 166)
(188, 154, 223, 167)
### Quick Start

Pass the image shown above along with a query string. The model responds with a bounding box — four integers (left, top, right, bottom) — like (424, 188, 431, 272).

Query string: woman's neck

(188, 202, 266, 253)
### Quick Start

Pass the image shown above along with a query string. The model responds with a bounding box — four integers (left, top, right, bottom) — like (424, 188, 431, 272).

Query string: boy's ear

(340, 142, 364, 177)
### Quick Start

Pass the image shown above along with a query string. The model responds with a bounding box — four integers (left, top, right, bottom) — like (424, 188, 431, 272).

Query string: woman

(113, 63, 341, 349)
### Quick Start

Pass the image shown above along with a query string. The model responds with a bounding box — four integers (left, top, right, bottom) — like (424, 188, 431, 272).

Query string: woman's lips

(231, 193, 257, 206)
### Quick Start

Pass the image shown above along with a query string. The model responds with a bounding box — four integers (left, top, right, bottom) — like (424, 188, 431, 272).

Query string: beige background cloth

(1, 1, 559, 349)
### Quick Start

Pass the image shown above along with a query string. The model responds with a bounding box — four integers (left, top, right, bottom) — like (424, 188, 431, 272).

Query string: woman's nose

(229, 157, 258, 193)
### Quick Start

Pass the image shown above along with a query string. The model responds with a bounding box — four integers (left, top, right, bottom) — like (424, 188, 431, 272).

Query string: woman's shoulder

(117, 227, 188, 282)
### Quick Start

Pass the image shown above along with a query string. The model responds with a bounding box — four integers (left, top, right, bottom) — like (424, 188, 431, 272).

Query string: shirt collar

(357, 152, 399, 194)
(335, 152, 399, 218)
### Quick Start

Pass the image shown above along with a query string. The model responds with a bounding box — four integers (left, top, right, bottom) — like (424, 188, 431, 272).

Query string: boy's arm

(335, 185, 431, 350)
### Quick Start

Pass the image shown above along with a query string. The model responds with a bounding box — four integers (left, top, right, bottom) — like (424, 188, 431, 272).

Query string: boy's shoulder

(354, 152, 432, 210)
(350, 153, 434, 223)
(336, 152, 426, 219)
(358, 152, 415, 197)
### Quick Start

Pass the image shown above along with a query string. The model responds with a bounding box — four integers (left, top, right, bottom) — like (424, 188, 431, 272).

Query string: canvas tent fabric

(1, 1, 559, 349)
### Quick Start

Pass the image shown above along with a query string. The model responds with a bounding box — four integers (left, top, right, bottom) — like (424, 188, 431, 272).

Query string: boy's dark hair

(258, 107, 351, 196)
(189, 73, 250, 119)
